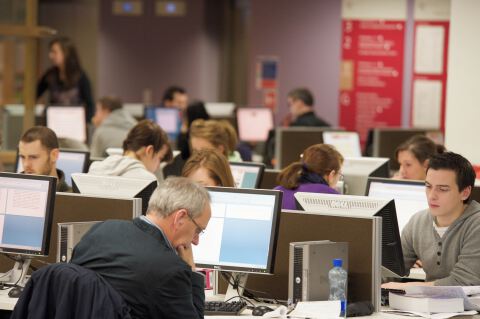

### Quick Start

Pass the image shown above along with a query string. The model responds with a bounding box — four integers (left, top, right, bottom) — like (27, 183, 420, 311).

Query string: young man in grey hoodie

(90, 96, 137, 158)
(383, 152, 480, 288)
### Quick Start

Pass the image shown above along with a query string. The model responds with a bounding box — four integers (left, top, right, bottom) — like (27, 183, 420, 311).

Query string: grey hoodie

(88, 155, 156, 181)
(90, 109, 137, 158)
(402, 200, 480, 286)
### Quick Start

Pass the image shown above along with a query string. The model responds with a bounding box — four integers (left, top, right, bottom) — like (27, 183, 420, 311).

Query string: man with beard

(18, 126, 70, 192)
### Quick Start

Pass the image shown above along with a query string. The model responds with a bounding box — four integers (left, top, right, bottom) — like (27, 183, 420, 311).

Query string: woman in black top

(37, 37, 94, 122)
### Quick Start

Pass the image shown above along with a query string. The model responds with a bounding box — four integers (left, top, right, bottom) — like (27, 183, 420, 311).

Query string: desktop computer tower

(288, 241, 348, 303)
(57, 221, 100, 263)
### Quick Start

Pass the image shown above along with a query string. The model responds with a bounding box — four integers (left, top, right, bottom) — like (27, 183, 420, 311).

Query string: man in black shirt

(71, 177, 211, 318)
(288, 87, 330, 127)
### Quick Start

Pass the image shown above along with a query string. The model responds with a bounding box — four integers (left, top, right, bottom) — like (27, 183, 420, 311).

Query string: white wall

(445, 0, 480, 163)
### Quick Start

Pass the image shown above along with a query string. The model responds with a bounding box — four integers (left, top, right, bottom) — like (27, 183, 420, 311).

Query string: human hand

(413, 260, 423, 268)
(177, 244, 195, 270)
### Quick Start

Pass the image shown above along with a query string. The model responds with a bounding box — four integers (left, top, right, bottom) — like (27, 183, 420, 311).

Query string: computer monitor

(205, 102, 236, 118)
(237, 108, 273, 142)
(16, 150, 90, 188)
(274, 127, 345, 169)
(71, 173, 157, 214)
(322, 131, 362, 157)
(229, 162, 265, 189)
(294, 192, 406, 277)
(123, 103, 145, 119)
(0, 172, 56, 286)
(193, 187, 282, 299)
(259, 169, 281, 189)
(0, 104, 45, 150)
(46, 106, 87, 143)
(144, 107, 181, 140)
(342, 157, 390, 195)
(366, 177, 427, 233)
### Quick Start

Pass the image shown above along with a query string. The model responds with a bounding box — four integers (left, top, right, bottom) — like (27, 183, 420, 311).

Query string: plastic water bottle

(328, 258, 347, 318)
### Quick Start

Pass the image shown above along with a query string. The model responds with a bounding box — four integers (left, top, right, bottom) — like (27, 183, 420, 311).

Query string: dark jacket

(290, 111, 330, 127)
(71, 218, 205, 319)
(11, 263, 132, 319)
(37, 67, 94, 121)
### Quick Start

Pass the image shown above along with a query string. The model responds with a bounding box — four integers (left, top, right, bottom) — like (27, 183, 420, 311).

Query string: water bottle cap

(333, 258, 343, 267)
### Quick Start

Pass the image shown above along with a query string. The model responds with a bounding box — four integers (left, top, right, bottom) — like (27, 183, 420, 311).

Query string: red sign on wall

(339, 20, 406, 145)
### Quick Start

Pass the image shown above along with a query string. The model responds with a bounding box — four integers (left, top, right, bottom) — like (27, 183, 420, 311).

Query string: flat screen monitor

(71, 173, 157, 214)
(237, 108, 274, 142)
(205, 102, 236, 118)
(0, 173, 56, 256)
(294, 192, 406, 277)
(46, 106, 87, 143)
(123, 103, 145, 118)
(193, 187, 282, 274)
(322, 131, 362, 157)
(342, 157, 390, 196)
(259, 169, 281, 189)
(274, 127, 345, 169)
(16, 150, 90, 188)
(144, 107, 181, 139)
(366, 177, 427, 233)
(229, 162, 265, 189)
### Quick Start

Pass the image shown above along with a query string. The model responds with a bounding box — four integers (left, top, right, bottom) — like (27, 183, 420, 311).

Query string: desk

(0, 288, 16, 311)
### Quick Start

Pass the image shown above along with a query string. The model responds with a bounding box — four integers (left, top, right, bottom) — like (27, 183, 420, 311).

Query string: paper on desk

(404, 286, 480, 311)
(382, 309, 477, 319)
(288, 301, 341, 319)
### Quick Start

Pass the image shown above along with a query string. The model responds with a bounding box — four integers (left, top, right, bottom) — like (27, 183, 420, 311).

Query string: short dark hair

(20, 126, 59, 151)
(288, 88, 314, 107)
(123, 120, 173, 162)
(162, 86, 186, 103)
(98, 96, 123, 112)
(427, 152, 476, 203)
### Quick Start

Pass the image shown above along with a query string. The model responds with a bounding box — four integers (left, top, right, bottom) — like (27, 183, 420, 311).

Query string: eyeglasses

(186, 212, 206, 236)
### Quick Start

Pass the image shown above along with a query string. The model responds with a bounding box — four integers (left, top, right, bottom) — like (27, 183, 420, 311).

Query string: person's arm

(78, 72, 95, 122)
(434, 220, 480, 286)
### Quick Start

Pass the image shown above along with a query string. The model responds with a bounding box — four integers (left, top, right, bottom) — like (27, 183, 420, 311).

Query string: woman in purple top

(274, 144, 344, 210)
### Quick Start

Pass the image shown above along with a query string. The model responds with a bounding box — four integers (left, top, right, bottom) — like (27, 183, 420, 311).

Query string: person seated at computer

(90, 96, 137, 158)
(274, 144, 343, 210)
(287, 88, 330, 127)
(177, 100, 210, 158)
(383, 152, 480, 289)
(182, 149, 235, 187)
(18, 126, 70, 192)
(161, 85, 189, 112)
(88, 120, 173, 180)
(71, 177, 211, 318)
(190, 119, 242, 162)
(394, 135, 446, 180)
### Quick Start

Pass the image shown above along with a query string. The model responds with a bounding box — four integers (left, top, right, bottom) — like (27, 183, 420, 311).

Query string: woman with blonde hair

(182, 149, 235, 187)
(274, 144, 344, 210)
(189, 119, 242, 161)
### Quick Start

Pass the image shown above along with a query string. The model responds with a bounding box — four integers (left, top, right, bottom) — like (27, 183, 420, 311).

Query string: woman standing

(37, 37, 94, 122)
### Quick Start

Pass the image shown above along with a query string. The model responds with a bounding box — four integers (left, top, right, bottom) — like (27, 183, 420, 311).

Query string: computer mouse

(252, 305, 274, 316)
(8, 286, 24, 298)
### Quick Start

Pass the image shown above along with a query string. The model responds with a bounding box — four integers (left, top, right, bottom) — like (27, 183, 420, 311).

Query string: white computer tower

(288, 240, 348, 303)
(57, 221, 101, 263)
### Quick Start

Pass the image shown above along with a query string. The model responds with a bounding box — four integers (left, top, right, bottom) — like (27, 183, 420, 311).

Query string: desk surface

(0, 288, 16, 311)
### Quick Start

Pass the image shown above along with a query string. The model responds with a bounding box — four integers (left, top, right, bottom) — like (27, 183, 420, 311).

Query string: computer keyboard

(204, 300, 247, 316)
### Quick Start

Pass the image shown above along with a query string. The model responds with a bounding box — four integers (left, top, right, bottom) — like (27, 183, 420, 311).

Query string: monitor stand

(224, 272, 248, 302)
(0, 255, 32, 287)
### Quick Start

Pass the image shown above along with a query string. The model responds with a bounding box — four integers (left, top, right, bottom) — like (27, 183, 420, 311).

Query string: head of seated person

(189, 119, 240, 161)
(18, 126, 69, 191)
(395, 135, 446, 180)
(275, 144, 343, 210)
(91, 96, 123, 128)
(182, 149, 235, 187)
(186, 101, 210, 128)
(88, 120, 173, 179)
(162, 85, 189, 112)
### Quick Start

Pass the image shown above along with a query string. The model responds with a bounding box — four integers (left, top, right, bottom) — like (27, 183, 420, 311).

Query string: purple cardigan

(274, 183, 340, 210)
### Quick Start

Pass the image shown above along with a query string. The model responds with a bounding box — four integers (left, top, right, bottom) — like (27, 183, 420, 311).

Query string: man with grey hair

(71, 177, 211, 318)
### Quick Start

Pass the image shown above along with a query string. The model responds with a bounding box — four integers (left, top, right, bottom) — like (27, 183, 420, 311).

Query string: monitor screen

(229, 162, 265, 189)
(367, 177, 427, 233)
(237, 108, 273, 142)
(342, 157, 390, 195)
(205, 102, 235, 118)
(17, 150, 90, 188)
(0, 173, 56, 256)
(145, 107, 180, 138)
(322, 131, 362, 157)
(46, 106, 87, 142)
(193, 187, 282, 273)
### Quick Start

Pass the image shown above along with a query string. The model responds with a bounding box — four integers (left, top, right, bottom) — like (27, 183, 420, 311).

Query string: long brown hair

(277, 144, 343, 189)
(182, 149, 235, 187)
(189, 119, 238, 157)
(49, 37, 83, 88)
